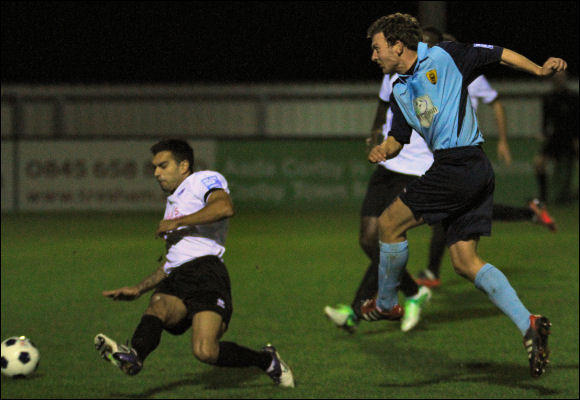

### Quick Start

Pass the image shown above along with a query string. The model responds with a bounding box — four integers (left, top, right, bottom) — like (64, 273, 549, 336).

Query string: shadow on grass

(351, 284, 574, 397)
(357, 333, 570, 397)
(378, 360, 571, 396)
(109, 367, 264, 398)
(355, 306, 503, 337)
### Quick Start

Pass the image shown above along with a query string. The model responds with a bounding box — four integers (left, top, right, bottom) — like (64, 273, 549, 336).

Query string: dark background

(2, 1, 578, 84)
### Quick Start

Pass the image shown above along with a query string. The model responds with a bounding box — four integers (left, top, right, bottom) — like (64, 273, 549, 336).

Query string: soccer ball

(1, 336, 40, 378)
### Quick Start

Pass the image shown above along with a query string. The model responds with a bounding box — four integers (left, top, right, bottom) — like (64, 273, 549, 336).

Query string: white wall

(4, 80, 574, 139)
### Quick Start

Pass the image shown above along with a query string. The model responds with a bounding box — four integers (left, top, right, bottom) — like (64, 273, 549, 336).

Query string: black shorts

(399, 146, 495, 246)
(361, 166, 418, 217)
(155, 255, 233, 335)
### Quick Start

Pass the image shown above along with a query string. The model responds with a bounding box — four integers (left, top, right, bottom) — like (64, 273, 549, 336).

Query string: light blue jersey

(389, 41, 503, 151)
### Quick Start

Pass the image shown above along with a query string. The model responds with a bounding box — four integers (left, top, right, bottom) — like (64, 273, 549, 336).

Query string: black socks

(131, 314, 164, 361)
(130, 315, 271, 371)
(215, 341, 272, 370)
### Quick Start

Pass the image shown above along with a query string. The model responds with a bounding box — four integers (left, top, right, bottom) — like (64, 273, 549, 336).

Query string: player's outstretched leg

(414, 223, 446, 288)
(523, 315, 552, 377)
(262, 344, 295, 388)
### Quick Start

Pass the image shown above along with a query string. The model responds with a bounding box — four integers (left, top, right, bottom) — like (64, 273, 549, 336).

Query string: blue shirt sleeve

(389, 93, 412, 145)
(438, 41, 503, 85)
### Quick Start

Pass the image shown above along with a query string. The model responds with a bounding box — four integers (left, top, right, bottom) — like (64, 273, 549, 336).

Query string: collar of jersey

(168, 173, 194, 199)
(398, 42, 430, 79)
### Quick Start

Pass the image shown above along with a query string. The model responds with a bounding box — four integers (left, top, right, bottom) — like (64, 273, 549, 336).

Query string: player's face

(152, 150, 188, 193)
(371, 32, 401, 74)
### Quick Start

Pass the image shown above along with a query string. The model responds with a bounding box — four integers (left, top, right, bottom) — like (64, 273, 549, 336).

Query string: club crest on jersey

(413, 95, 439, 128)
(426, 69, 437, 84)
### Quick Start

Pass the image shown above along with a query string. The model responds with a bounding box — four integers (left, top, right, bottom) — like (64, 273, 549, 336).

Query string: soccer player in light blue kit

(361, 13, 567, 377)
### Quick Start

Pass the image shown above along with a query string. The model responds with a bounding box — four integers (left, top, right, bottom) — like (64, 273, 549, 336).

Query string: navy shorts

(154, 255, 233, 335)
(399, 146, 494, 246)
(361, 166, 418, 217)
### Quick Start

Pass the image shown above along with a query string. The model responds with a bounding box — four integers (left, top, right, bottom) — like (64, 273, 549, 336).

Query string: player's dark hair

(442, 32, 457, 42)
(151, 139, 194, 173)
(422, 25, 443, 47)
(367, 13, 422, 51)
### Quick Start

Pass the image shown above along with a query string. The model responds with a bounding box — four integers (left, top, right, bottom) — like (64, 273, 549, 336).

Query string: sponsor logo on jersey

(474, 43, 493, 49)
(413, 95, 439, 128)
(426, 69, 437, 84)
(202, 176, 222, 190)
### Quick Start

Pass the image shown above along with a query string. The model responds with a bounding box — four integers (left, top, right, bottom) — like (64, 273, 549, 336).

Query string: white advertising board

(15, 140, 216, 211)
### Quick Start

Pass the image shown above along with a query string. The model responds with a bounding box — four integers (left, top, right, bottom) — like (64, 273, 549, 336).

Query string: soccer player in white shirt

(95, 139, 294, 388)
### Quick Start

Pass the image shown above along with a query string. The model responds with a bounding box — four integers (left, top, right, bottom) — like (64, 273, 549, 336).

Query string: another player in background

(534, 70, 579, 204)
(363, 13, 565, 377)
(94, 139, 294, 388)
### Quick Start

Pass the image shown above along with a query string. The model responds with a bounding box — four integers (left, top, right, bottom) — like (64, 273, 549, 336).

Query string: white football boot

(94, 333, 121, 368)
(262, 344, 295, 388)
(401, 286, 432, 332)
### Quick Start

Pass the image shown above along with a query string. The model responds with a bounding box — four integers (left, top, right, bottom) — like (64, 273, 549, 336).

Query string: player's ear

(179, 159, 190, 174)
(396, 40, 404, 56)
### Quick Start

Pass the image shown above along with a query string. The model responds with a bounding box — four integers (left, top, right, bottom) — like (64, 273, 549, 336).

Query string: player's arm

(489, 98, 512, 166)
(368, 99, 388, 149)
(500, 48, 567, 77)
(156, 189, 234, 237)
(368, 95, 410, 163)
(368, 135, 403, 163)
(102, 264, 167, 301)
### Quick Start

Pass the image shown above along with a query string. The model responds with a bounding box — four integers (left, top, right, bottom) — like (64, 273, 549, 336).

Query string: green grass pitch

(1, 200, 578, 398)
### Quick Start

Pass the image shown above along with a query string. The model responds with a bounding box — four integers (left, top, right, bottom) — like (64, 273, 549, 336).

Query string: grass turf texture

(1, 201, 578, 398)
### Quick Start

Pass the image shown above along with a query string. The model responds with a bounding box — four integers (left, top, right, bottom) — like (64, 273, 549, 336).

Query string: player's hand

(368, 144, 387, 163)
(540, 58, 567, 77)
(365, 136, 373, 153)
(156, 219, 179, 237)
(102, 286, 141, 301)
(497, 141, 512, 166)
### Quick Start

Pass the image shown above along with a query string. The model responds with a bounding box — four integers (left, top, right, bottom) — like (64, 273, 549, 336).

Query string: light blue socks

(377, 245, 531, 335)
(474, 263, 531, 335)
(377, 240, 408, 311)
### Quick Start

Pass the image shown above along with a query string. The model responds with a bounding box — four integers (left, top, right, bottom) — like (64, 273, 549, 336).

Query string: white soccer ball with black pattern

(1, 336, 40, 378)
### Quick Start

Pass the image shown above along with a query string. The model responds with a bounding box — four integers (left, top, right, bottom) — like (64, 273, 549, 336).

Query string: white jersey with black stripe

(161, 170, 230, 274)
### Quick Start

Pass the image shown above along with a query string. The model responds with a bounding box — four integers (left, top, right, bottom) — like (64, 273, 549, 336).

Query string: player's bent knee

(145, 294, 185, 326)
(192, 339, 219, 364)
(378, 217, 405, 243)
(145, 295, 168, 319)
